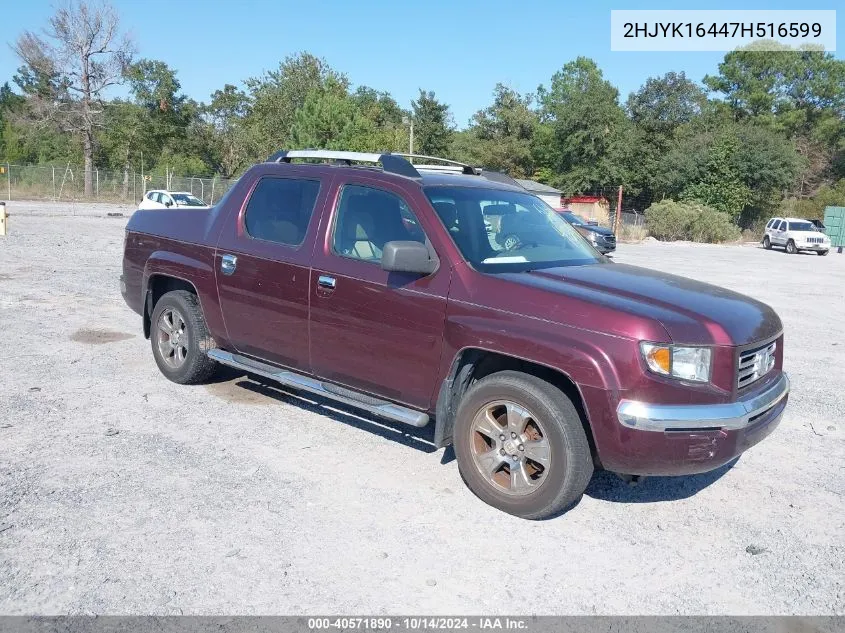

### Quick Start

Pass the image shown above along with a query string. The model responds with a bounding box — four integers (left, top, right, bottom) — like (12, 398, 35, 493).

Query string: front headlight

(640, 342, 712, 383)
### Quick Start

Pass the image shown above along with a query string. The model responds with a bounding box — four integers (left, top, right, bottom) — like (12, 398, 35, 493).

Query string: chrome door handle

(318, 275, 336, 289)
(220, 254, 237, 275)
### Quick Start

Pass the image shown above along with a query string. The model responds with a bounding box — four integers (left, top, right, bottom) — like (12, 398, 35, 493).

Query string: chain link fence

(0, 163, 238, 206)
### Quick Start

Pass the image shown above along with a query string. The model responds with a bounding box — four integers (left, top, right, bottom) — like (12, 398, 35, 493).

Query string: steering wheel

(502, 234, 522, 251)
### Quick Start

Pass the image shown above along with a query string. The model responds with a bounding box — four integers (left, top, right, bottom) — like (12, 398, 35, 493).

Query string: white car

(763, 217, 830, 256)
(138, 190, 209, 210)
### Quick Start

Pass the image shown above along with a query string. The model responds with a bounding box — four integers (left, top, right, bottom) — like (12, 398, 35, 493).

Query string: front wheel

(763, 236, 771, 249)
(818, 250, 829, 256)
(150, 290, 218, 384)
(786, 239, 797, 254)
(453, 371, 594, 520)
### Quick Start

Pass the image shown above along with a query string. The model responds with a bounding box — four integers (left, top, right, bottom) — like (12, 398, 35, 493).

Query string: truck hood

(503, 263, 782, 346)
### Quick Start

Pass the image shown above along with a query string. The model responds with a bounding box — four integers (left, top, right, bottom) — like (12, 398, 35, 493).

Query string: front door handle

(317, 275, 336, 289)
(220, 254, 237, 276)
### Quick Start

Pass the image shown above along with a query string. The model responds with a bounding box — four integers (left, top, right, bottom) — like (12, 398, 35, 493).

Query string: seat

(246, 186, 301, 245)
(433, 201, 458, 231)
(494, 205, 521, 247)
(433, 200, 477, 255)
(338, 195, 380, 261)
(371, 195, 416, 246)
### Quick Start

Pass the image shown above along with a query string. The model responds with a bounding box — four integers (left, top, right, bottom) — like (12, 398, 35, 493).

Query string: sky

(1, 0, 842, 128)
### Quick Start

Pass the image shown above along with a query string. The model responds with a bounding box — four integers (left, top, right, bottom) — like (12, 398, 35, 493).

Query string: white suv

(763, 217, 830, 256)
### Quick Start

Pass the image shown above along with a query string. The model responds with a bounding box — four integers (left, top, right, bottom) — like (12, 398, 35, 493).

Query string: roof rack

(267, 149, 420, 179)
(390, 153, 478, 175)
(265, 149, 527, 190)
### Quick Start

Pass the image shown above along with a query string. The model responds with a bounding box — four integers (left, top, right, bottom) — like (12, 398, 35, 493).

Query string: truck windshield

(425, 186, 602, 271)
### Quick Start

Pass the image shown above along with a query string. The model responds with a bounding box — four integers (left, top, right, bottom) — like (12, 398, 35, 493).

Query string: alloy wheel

(156, 307, 189, 369)
(469, 400, 552, 496)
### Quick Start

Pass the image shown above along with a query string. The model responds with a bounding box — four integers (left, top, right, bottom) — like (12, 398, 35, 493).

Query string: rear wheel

(150, 290, 218, 384)
(763, 236, 771, 249)
(453, 371, 593, 520)
(786, 239, 797, 254)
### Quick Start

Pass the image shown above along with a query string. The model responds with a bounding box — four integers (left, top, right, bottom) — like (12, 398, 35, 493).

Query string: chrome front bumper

(616, 372, 790, 432)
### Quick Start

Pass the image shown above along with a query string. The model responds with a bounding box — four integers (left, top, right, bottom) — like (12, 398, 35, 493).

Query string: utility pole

(402, 116, 414, 161)
(615, 185, 623, 237)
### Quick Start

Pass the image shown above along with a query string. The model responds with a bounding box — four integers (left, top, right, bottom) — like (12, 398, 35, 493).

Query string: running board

(207, 349, 430, 428)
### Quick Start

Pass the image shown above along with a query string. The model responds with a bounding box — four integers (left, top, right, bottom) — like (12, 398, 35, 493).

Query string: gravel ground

(0, 201, 843, 615)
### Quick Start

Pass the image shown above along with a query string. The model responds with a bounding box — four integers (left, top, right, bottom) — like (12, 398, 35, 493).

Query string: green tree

(125, 59, 192, 162)
(681, 135, 752, 219)
(452, 84, 537, 177)
(660, 114, 802, 224)
(351, 87, 405, 128)
(98, 99, 147, 197)
(704, 44, 845, 194)
(537, 57, 631, 192)
(288, 83, 405, 153)
(411, 89, 453, 156)
(704, 44, 844, 126)
(245, 52, 348, 158)
(202, 84, 251, 177)
(0, 82, 25, 161)
(627, 71, 707, 134)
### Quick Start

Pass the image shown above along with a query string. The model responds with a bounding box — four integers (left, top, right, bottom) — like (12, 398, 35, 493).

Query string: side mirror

(381, 241, 437, 275)
(165, 200, 172, 208)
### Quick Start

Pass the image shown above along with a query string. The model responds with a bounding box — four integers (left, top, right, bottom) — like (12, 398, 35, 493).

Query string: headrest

(433, 201, 458, 226)
(342, 196, 376, 241)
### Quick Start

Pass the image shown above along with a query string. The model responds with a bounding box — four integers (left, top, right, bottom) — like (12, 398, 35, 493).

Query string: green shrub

(645, 199, 741, 243)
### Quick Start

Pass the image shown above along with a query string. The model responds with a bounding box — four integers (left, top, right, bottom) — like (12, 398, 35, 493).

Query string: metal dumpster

(823, 206, 844, 248)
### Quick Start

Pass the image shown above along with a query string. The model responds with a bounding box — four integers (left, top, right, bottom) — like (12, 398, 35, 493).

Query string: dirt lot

(1, 201, 843, 615)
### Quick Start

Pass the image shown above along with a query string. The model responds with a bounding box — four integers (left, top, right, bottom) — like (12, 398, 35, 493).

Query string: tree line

(0, 1, 843, 227)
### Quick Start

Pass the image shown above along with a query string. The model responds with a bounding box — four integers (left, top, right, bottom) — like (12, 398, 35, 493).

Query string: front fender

(439, 306, 626, 395)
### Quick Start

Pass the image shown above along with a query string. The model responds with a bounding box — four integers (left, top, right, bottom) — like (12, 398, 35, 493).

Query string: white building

(515, 179, 563, 208)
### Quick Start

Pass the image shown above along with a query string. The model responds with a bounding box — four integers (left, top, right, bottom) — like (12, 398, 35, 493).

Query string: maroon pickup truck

(121, 150, 790, 519)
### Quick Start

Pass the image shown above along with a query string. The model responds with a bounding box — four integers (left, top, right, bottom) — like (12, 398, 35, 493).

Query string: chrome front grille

(737, 341, 776, 389)
(806, 236, 824, 244)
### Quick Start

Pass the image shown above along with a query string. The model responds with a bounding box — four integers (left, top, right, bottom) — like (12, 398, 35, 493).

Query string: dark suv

(121, 150, 789, 519)
(558, 210, 616, 254)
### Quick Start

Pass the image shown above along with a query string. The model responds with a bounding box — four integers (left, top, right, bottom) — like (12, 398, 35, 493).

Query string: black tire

(150, 290, 218, 384)
(786, 239, 797, 254)
(763, 236, 771, 249)
(453, 371, 594, 520)
(818, 250, 828, 256)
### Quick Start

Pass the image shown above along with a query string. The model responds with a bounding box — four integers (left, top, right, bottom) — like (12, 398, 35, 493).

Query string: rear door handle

(220, 254, 237, 275)
(318, 275, 336, 289)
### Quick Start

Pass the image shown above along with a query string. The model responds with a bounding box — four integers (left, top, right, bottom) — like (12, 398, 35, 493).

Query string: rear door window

(244, 177, 321, 247)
